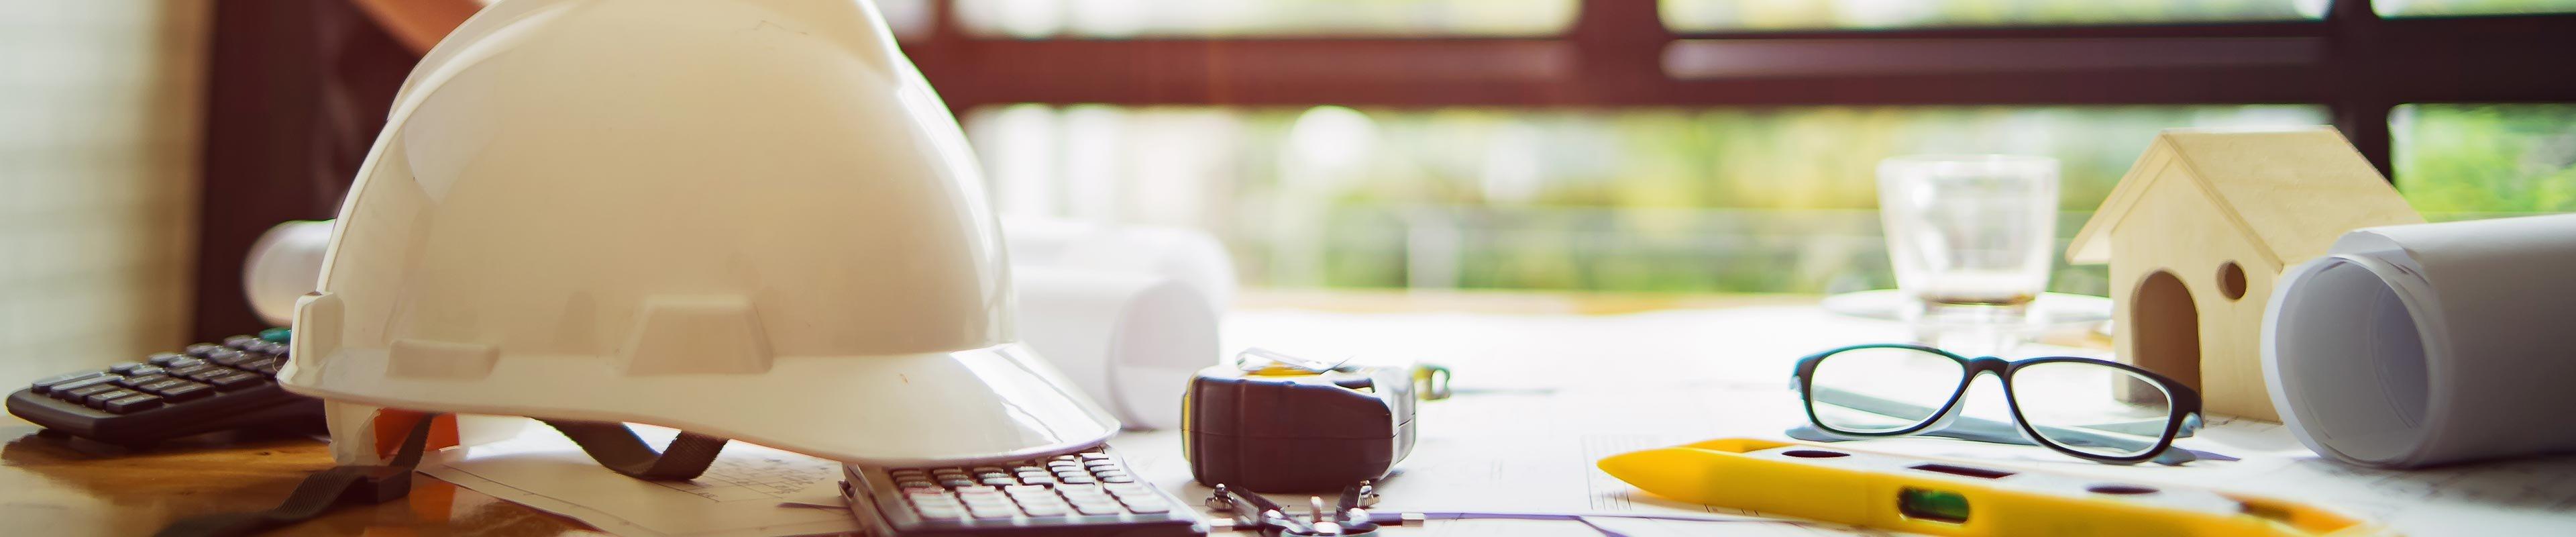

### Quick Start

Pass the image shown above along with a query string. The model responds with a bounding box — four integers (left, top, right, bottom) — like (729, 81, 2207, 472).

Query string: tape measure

(1600, 438, 2390, 537)
(1182, 349, 1449, 493)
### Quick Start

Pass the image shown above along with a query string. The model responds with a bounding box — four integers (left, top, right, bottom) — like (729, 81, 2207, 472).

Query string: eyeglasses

(1790, 344, 2204, 465)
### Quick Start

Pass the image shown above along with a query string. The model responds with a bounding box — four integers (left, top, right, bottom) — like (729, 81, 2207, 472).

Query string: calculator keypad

(883, 448, 1177, 521)
(22, 332, 290, 415)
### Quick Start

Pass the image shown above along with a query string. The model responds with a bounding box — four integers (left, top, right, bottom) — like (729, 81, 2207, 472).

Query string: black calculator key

(208, 373, 264, 391)
(136, 378, 190, 393)
(47, 376, 120, 395)
(174, 366, 228, 382)
(185, 343, 224, 358)
(147, 352, 189, 367)
(155, 382, 213, 402)
(54, 384, 118, 403)
(102, 393, 163, 413)
(108, 362, 151, 375)
(115, 374, 170, 388)
(207, 349, 252, 367)
(237, 357, 282, 373)
(84, 389, 141, 409)
(224, 336, 260, 350)
(29, 372, 105, 394)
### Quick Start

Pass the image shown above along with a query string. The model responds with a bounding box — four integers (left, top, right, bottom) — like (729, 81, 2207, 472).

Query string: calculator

(842, 446, 1206, 536)
(6, 328, 324, 446)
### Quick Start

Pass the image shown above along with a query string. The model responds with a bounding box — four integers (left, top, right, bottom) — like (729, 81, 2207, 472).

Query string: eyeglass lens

(2008, 361, 2175, 458)
(1807, 347, 1965, 434)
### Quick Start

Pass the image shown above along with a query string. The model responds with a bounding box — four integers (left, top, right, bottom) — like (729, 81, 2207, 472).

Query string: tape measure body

(1183, 363, 1417, 493)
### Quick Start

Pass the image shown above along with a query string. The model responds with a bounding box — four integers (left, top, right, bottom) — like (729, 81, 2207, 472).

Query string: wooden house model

(2067, 128, 2422, 421)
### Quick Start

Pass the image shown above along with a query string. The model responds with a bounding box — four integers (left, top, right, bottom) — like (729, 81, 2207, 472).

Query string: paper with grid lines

(422, 424, 856, 537)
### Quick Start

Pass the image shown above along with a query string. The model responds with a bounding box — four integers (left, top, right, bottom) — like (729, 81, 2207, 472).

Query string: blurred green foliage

(1246, 106, 2327, 295)
(979, 102, 2573, 296)
(2396, 104, 2576, 219)
(979, 105, 2353, 296)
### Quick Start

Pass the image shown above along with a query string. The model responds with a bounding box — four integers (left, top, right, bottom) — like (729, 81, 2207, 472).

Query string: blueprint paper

(1017, 266, 1220, 431)
(2268, 213, 2576, 468)
(421, 425, 857, 537)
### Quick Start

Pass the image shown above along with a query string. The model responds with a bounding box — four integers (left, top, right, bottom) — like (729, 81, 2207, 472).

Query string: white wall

(0, 1, 209, 387)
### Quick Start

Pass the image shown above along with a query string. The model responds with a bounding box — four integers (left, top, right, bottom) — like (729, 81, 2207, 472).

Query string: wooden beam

(899, 11, 2576, 109)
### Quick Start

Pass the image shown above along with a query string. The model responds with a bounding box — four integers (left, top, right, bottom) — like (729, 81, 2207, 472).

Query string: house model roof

(2067, 128, 2423, 268)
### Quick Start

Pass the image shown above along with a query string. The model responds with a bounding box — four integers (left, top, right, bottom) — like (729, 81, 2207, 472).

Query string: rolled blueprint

(2265, 213, 2576, 468)
(1014, 267, 1219, 431)
(244, 220, 335, 326)
(1003, 216, 1237, 315)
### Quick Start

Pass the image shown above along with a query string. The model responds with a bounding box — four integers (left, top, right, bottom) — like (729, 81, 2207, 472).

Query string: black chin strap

(156, 415, 729, 537)
(540, 420, 731, 480)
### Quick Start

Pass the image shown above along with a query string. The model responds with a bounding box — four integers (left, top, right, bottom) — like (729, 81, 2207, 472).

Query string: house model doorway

(2132, 271, 2200, 394)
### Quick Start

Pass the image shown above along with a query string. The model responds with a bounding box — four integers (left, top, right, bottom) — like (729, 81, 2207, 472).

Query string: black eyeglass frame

(1789, 343, 2205, 465)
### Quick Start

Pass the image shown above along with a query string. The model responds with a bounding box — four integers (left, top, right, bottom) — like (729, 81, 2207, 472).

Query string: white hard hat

(282, 0, 1119, 466)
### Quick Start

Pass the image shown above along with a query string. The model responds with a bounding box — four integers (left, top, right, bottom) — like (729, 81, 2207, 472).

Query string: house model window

(2066, 128, 2423, 422)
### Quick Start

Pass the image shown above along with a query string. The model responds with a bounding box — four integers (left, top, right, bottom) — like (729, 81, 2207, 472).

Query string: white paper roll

(1002, 216, 1236, 315)
(243, 220, 335, 326)
(2265, 213, 2576, 468)
(1013, 266, 1219, 430)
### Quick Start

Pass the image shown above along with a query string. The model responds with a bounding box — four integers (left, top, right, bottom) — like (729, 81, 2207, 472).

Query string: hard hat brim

(278, 342, 1121, 467)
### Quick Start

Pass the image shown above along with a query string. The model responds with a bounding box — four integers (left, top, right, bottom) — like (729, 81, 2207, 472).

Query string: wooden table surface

(0, 424, 607, 536)
(0, 291, 1833, 536)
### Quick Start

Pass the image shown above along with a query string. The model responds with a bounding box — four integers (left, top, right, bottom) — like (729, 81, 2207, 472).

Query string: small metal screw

(1207, 485, 1238, 512)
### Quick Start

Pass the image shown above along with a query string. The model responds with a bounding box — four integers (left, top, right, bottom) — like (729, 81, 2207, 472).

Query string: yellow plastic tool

(1598, 438, 2392, 537)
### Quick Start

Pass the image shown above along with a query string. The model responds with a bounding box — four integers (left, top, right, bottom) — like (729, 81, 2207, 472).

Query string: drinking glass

(1876, 155, 2059, 352)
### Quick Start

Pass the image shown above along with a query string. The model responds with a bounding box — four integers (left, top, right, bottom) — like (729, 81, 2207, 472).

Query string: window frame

(898, 0, 2576, 175)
